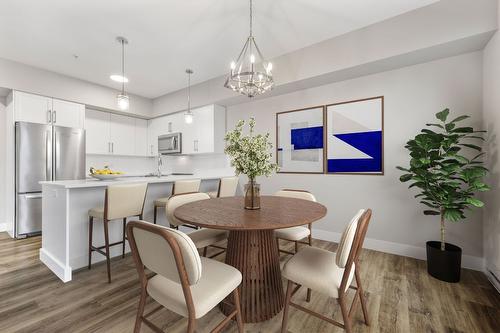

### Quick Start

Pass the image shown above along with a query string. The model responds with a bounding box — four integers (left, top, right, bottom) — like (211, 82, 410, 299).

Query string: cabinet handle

(168, 122, 172, 133)
(53, 110, 57, 123)
(194, 140, 198, 152)
(150, 145, 153, 155)
(108, 142, 111, 153)
(111, 142, 114, 153)
(47, 110, 52, 124)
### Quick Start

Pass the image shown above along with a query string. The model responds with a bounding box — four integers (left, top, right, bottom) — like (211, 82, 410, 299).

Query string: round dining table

(174, 195, 327, 323)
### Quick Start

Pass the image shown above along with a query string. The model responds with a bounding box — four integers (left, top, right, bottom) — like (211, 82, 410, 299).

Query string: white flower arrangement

(224, 117, 279, 181)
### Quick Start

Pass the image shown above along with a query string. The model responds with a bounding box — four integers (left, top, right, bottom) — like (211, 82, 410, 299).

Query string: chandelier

(115, 36, 129, 110)
(224, 0, 274, 98)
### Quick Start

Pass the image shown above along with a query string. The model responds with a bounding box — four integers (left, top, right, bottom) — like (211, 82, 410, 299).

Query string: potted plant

(225, 117, 279, 209)
(397, 109, 489, 282)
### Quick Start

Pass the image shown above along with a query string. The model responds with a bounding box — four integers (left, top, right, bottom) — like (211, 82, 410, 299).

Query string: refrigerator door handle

(46, 130, 52, 181)
(25, 193, 43, 199)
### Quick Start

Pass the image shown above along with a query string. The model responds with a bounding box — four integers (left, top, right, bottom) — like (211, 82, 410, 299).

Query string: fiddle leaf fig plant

(397, 109, 489, 251)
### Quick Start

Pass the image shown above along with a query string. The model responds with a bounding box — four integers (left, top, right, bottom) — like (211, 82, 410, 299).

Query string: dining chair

(208, 176, 240, 198)
(88, 183, 148, 283)
(273, 189, 316, 254)
(167, 192, 228, 257)
(281, 209, 372, 333)
(153, 179, 201, 225)
(126, 221, 243, 333)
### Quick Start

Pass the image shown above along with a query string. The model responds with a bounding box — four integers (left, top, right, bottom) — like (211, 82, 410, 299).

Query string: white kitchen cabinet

(183, 105, 226, 155)
(147, 115, 171, 156)
(109, 114, 135, 156)
(13, 91, 85, 129)
(85, 109, 111, 155)
(52, 99, 85, 129)
(14, 91, 52, 124)
(134, 119, 148, 156)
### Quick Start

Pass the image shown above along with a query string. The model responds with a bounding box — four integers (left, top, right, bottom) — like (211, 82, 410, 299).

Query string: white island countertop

(40, 169, 236, 189)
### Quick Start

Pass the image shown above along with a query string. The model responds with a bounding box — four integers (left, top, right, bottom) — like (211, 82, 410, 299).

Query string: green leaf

(452, 127, 474, 133)
(449, 115, 470, 123)
(424, 210, 440, 215)
(443, 209, 463, 221)
(459, 143, 482, 151)
(399, 174, 413, 182)
(396, 166, 410, 172)
(436, 109, 450, 122)
(465, 198, 484, 207)
(445, 123, 456, 131)
(426, 123, 444, 129)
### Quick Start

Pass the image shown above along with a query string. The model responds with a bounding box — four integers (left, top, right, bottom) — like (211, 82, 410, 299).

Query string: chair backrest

(273, 189, 316, 202)
(105, 183, 148, 220)
(173, 179, 201, 195)
(127, 220, 202, 285)
(338, 209, 372, 293)
(167, 192, 210, 226)
(217, 176, 239, 197)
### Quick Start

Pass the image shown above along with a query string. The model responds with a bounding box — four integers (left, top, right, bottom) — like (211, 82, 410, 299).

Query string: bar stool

(153, 179, 201, 225)
(88, 183, 148, 283)
(167, 192, 228, 257)
(207, 176, 240, 198)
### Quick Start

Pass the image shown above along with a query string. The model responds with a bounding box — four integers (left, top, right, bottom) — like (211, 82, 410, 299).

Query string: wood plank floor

(0, 232, 499, 333)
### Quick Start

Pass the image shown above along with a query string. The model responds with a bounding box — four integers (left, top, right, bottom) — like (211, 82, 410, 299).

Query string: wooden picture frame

(276, 106, 325, 174)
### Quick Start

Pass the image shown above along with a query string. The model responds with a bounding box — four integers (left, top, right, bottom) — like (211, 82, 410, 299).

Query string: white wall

(0, 97, 6, 230)
(227, 52, 485, 268)
(482, 1, 500, 289)
(0, 57, 153, 117)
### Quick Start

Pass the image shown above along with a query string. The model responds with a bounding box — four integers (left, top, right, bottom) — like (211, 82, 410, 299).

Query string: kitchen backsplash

(86, 153, 231, 177)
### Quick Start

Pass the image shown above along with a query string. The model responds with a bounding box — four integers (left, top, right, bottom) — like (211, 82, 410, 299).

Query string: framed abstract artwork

(325, 96, 384, 174)
(276, 106, 325, 173)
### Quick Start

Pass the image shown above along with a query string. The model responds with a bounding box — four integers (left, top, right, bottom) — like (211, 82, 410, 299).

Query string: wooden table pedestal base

(221, 230, 284, 323)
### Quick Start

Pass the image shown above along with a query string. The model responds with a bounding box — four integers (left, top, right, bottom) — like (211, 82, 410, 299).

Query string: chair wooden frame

(281, 209, 372, 333)
(88, 187, 147, 283)
(126, 221, 243, 333)
(153, 181, 200, 230)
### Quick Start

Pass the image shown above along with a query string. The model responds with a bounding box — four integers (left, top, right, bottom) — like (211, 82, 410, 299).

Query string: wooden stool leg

(122, 218, 126, 258)
(294, 241, 298, 253)
(233, 288, 244, 333)
(281, 280, 294, 333)
(203, 247, 208, 257)
(134, 289, 147, 333)
(88, 216, 93, 270)
(153, 206, 157, 224)
(355, 268, 370, 325)
(103, 219, 112, 283)
(339, 296, 352, 333)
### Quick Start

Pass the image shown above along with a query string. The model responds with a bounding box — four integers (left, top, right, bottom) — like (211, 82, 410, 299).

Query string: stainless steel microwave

(158, 132, 182, 154)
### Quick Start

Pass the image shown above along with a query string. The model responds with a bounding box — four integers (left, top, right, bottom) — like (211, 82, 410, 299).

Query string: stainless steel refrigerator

(15, 122, 85, 238)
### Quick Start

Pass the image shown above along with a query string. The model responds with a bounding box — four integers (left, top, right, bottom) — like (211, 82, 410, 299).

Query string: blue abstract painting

(326, 97, 383, 174)
(277, 107, 324, 173)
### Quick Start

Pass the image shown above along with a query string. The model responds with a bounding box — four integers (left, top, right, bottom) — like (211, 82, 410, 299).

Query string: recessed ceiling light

(110, 74, 129, 83)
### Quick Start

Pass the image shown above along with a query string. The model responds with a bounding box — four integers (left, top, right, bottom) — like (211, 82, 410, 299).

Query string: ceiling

(0, 0, 438, 98)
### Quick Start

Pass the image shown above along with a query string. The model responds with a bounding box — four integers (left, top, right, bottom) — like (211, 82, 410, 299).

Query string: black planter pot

(426, 241, 462, 283)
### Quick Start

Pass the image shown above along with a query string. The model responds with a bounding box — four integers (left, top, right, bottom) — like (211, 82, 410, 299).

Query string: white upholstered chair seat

(154, 197, 169, 207)
(88, 207, 104, 218)
(275, 226, 310, 241)
(282, 246, 355, 299)
(147, 257, 242, 319)
(188, 229, 228, 249)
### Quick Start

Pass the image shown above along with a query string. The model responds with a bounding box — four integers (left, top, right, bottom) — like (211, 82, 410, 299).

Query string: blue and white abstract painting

(277, 107, 324, 173)
(326, 97, 383, 174)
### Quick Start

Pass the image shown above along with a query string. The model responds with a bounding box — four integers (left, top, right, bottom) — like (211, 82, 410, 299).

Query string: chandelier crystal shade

(224, 0, 274, 98)
(116, 36, 129, 110)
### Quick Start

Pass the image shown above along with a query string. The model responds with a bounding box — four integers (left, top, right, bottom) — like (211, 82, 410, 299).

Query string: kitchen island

(39, 171, 235, 282)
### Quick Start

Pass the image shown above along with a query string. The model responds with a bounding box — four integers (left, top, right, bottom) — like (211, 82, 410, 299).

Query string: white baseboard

(39, 248, 72, 283)
(312, 228, 485, 272)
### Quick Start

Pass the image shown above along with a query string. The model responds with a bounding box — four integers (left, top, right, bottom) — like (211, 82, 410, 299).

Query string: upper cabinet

(14, 91, 85, 129)
(85, 109, 149, 157)
(147, 104, 226, 156)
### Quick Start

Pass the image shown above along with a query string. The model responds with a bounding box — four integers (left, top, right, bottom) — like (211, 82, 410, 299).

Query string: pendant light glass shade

(224, 0, 274, 97)
(184, 69, 194, 124)
(115, 37, 129, 110)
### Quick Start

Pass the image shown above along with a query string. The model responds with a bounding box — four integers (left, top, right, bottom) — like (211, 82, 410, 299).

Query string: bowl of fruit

(89, 166, 124, 180)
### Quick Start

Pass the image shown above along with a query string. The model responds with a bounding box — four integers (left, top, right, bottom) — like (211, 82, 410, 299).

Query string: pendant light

(184, 69, 194, 124)
(224, 0, 274, 97)
(116, 36, 129, 110)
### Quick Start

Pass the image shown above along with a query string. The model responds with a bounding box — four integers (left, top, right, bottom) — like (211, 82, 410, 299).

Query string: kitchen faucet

(157, 155, 163, 178)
